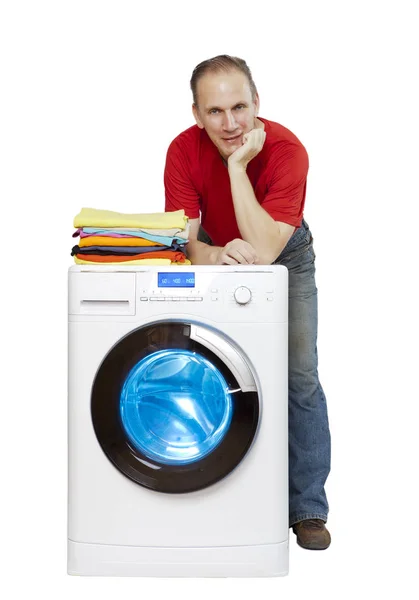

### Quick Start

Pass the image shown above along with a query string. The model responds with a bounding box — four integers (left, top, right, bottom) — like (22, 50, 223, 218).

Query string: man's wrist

(209, 246, 220, 264)
(227, 161, 247, 176)
(186, 240, 221, 265)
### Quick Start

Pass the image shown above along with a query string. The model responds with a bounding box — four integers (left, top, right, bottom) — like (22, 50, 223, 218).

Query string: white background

(1, 0, 418, 597)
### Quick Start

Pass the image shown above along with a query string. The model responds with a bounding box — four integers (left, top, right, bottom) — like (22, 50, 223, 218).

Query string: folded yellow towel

(74, 208, 188, 229)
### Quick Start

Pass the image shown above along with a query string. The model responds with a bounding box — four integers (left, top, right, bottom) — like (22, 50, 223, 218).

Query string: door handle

(189, 325, 257, 392)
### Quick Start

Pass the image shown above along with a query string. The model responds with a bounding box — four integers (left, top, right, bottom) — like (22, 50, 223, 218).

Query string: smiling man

(164, 55, 331, 550)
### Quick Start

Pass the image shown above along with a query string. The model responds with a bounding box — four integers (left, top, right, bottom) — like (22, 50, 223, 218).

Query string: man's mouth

(223, 134, 241, 144)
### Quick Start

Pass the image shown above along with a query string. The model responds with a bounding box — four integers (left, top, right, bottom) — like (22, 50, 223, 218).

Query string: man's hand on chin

(227, 120, 266, 172)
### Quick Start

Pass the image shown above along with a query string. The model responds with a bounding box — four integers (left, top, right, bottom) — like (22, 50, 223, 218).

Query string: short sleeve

(261, 143, 309, 227)
(164, 138, 200, 218)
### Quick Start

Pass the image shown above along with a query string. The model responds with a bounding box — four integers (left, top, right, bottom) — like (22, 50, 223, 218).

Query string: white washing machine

(68, 264, 289, 577)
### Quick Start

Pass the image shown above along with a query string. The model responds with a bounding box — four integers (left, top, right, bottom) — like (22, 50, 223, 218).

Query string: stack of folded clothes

(71, 208, 191, 265)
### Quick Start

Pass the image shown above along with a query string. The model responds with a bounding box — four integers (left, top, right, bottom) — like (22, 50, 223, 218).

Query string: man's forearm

(186, 239, 221, 265)
(228, 165, 284, 263)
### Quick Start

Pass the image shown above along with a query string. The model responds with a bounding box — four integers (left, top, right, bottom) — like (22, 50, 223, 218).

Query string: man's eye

(235, 105, 244, 110)
(209, 109, 219, 114)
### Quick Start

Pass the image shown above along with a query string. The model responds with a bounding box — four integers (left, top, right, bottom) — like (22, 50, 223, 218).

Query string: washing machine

(68, 264, 289, 577)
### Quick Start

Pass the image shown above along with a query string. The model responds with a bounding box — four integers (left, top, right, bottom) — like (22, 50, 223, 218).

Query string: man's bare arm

(227, 124, 295, 264)
(185, 218, 259, 265)
(228, 165, 295, 263)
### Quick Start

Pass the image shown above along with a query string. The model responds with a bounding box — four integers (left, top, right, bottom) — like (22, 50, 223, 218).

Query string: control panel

(68, 266, 288, 323)
(136, 268, 286, 318)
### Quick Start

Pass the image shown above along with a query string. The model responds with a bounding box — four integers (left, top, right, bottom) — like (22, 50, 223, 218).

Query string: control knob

(234, 286, 252, 305)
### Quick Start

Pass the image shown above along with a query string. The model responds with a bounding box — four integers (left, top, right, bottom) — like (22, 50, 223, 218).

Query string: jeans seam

(289, 513, 328, 527)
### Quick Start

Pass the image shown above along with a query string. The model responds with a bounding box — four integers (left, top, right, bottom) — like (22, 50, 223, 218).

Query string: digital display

(158, 272, 195, 288)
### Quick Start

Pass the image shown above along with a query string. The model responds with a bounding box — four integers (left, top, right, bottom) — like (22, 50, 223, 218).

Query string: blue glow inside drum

(119, 349, 233, 465)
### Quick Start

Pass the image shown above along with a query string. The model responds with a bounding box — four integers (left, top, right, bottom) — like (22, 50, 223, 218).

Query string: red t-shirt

(164, 117, 308, 247)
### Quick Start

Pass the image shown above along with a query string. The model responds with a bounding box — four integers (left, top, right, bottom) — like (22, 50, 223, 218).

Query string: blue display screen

(158, 272, 195, 288)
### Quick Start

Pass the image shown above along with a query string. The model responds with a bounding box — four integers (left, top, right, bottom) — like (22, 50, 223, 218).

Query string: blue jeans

(274, 219, 330, 526)
(198, 220, 331, 526)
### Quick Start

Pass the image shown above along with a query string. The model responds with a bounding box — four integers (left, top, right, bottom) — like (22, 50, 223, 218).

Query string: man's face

(192, 70, 259, 160)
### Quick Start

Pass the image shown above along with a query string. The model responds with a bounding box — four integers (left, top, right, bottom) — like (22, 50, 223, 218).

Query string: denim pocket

(276, 234, 313, 265)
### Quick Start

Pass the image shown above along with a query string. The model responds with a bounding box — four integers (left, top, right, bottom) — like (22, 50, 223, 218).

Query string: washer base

(68, 539, 289, 577)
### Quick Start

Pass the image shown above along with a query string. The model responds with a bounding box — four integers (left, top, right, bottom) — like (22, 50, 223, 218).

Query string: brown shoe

(292, 519, 331, 550)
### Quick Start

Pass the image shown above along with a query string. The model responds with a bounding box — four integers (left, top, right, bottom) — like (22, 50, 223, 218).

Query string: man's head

(190, 55, 260, 160)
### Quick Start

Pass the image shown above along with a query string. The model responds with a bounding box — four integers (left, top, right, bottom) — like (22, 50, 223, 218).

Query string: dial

(234, 286, 252, 305)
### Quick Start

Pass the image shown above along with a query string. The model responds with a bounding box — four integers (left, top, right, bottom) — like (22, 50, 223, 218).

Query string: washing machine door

(91, 321, 259, 493)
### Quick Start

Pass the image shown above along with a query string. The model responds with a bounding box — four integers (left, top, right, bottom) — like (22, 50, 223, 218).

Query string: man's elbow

(255, 241, 286, 265)
(254, 223, 294, 265)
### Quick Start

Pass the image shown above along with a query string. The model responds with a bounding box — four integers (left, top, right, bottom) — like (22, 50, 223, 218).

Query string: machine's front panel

(68, 318, 288, 549)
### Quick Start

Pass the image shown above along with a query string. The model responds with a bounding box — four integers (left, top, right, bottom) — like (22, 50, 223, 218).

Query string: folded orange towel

(79, 236, 164, 248)
(75, 250, 188, 263)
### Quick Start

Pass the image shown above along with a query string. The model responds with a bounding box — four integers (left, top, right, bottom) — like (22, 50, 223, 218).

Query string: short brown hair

(190, 55, 258, 106)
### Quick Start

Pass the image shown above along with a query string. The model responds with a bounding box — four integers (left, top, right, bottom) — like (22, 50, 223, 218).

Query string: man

(164, 55, 331, 550)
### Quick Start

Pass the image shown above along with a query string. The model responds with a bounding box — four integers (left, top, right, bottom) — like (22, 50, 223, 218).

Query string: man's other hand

(215, 238, 259, 265)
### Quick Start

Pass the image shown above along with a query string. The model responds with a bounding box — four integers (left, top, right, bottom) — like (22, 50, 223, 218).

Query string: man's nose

(222, 110, 238, 132)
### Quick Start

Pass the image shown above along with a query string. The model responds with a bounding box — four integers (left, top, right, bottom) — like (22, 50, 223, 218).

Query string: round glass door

(120, 349, 233, 465)
(91, 321, 259, 493)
